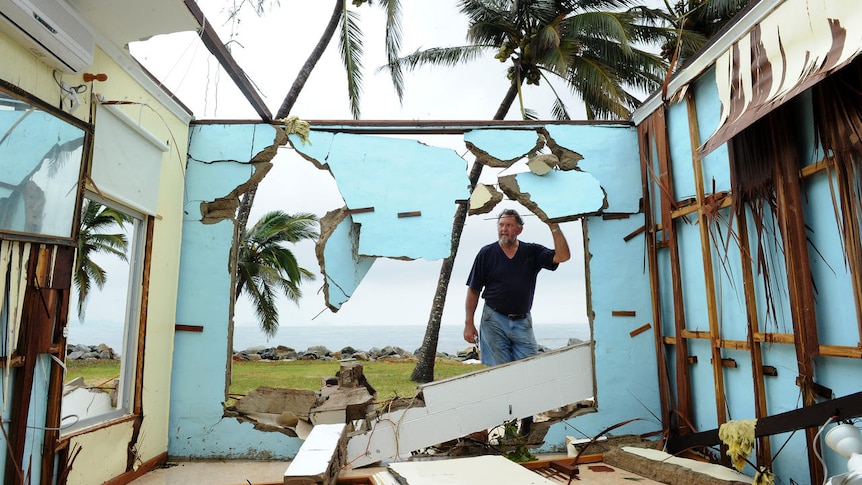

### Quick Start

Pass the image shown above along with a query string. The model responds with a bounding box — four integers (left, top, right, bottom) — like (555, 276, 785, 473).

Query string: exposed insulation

(718, 419, 757, 471)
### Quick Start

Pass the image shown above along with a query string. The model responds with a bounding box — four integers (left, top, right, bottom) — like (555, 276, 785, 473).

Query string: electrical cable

(814, 415, 837, 485)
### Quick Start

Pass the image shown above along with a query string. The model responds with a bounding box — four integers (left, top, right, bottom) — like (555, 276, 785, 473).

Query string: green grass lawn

(66, 357, 481, 402)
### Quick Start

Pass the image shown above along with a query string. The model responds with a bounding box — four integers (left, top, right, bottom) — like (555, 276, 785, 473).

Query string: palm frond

(393, 45, 491, 71)
(236, 210, 319, 335)
(379, 0, 405, 102)
(340, 7, 365, 119)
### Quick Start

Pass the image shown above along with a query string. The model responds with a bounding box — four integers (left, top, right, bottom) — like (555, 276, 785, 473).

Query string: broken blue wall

(172, 121, 660, 461)
(170, 123, 299, 459)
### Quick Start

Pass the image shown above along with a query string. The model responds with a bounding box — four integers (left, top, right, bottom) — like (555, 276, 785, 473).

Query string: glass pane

(61, 198, 142, 432)
(0, 91, 86, 238)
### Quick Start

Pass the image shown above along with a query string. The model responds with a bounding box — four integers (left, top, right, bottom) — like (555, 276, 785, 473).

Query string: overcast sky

(122, 1, 669, 334)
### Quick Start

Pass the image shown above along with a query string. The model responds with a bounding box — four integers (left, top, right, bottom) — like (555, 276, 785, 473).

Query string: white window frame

(61, 192, 146, 433)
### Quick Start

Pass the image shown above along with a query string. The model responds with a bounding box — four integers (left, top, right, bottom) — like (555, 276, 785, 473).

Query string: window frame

(61, 192, 147, 434)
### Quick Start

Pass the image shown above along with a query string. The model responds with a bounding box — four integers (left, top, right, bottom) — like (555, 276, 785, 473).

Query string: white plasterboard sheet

(387, 455, 557, 485)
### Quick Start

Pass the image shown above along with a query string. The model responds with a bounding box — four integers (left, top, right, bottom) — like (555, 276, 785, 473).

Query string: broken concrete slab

(346, 343, 594, 468)
(235, 387, 320, 420)
(603, 446, 753, 485)
(387, 455, 559, 485)
(310, 388, 375, 425)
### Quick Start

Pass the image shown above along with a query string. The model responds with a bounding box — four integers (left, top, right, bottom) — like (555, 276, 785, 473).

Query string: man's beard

(499, 235, 517, 247)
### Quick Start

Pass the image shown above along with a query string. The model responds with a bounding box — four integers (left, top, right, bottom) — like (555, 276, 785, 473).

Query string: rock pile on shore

(230, 340, 583, 363)
(66, 343, 118, 360)
(232, 344, 482, 363)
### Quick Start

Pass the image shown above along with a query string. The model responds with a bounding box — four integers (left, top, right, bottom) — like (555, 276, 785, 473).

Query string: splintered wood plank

(346, 344, 593, 468)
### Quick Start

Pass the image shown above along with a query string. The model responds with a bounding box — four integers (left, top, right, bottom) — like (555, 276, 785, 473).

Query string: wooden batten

(638, 109, 675, 435)
(685, 94, 728, 446)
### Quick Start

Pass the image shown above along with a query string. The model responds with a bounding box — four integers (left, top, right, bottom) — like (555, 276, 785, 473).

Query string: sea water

(232, 323, 590, 354)
(66, 321, 591, 355)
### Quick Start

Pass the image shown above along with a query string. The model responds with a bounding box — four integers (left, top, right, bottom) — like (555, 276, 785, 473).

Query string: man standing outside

(463, 208, 570, 437)
(464, 208, 570, 365)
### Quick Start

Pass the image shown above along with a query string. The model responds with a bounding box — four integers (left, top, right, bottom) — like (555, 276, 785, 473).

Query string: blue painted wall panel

(677, 219, 709, 333)
(187, 124, 277, 163)
(687, 339, 719, 433)
(804, 172, 856, 346)
(511, 169, 603, 218)
(296, 132, 470, 261)
(171, 127, 303, 458)
(667, 100, 697, 202)
(541, 215, 658, 449)
(712, 206, 749, 342)
(321, 213, 375, 310)
(463, 129, 541, 162)
(545, 125, 641, 213)
(722, 349, 756, 423)
(693, 68, 732, 194)
(289, 131, 336, 167)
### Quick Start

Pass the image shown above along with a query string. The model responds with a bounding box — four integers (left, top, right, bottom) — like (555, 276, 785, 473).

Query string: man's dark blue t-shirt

(466, 241, 558, 316)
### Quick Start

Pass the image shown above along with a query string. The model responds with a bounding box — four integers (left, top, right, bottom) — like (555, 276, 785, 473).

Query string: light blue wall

(292, 131, 470, 261)
(545, 125, 641, 214)
(651, 58, 862, 483)
(170, 123, 300, 459)
(541, 214, 658, 450)
(319, 209, 375, 311)
(176, 121, 659, 460)
(177, 101, 862, 485)
(463, 129, 542, 162)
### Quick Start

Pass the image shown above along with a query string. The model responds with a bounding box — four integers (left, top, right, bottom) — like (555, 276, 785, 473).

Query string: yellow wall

(0, 30, 188, 484)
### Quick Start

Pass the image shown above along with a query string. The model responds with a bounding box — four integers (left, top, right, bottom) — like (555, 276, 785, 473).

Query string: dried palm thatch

(729, 105, 799, 329)
(812, 59, 862, 333)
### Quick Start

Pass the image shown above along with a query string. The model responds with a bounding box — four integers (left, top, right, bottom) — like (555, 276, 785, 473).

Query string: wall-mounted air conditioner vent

(0, 0, 95, 73)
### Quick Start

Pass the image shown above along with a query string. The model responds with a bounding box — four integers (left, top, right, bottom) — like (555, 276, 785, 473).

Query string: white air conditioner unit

(0, 0, 94, 73)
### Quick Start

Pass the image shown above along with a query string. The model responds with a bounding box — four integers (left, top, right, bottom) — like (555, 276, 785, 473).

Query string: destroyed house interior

(1, 0, 862, 484)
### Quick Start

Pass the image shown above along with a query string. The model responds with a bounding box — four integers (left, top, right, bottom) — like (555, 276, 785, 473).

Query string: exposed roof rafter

(182, 0, 272, 122)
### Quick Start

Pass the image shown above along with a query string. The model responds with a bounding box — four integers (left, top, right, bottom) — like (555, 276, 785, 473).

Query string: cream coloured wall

(67, 47, 188, 484)
(0, 30, 188, 484)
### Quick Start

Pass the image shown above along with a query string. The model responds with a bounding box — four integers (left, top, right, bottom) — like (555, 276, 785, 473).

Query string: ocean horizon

(66, 321, 591, 356)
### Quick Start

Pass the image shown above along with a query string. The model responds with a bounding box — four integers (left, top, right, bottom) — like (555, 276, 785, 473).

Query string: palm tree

(388, 0, 670, 121)
(659, 0, 751, 68)
(405, 0, 672, 382)
(74, 200, 132, 321)
(235, 211, 319, 338)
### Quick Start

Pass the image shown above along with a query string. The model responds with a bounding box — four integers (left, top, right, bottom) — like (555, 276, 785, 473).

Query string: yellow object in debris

(718, 419, 757, 471)
(281, 116, 311, 145)
(753, 467, 774, 485)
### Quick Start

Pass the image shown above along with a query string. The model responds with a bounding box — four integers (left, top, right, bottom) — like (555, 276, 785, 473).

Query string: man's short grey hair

(498, 209, 524, 226)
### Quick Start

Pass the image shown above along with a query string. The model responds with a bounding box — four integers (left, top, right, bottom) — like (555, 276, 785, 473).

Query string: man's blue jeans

(478, 304, 538, 366)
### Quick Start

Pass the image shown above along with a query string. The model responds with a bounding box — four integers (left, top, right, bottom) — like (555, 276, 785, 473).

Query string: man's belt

(489, 304, 529, 320)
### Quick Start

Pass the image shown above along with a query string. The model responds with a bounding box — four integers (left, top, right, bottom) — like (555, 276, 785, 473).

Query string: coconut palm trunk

(234, 0, 346, 242)
(410, 81, 519, 383)
(276, 0, 345, 120)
